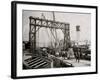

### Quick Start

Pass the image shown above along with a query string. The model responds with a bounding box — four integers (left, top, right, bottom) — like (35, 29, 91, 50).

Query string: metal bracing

(29, 16, 70, 55)
(29, 16, 69, 30)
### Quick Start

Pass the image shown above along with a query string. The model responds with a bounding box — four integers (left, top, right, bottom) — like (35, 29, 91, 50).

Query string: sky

(22, 10, 91, 47)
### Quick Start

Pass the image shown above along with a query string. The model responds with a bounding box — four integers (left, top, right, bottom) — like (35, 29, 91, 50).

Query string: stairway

(23, 56, 51, 69)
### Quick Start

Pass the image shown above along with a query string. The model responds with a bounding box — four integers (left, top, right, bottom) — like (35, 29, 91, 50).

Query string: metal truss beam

(29, 16, 70, 55)
(29, 16, 70, 30)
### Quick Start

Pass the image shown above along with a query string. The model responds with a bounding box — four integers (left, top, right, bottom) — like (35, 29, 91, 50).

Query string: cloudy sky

(22, 10, 91, 46)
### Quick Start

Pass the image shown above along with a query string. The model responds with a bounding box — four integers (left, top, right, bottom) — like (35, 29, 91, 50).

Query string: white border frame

(15, 2, 97, 77)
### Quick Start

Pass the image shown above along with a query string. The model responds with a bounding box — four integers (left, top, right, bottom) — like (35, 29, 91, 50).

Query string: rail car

(81, 48, 91, 60)
(73, 46, 91, 61)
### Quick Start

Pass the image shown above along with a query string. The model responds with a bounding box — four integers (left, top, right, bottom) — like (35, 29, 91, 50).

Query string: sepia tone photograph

(22, 10, 91, 69)
(11, 1, 97, 79)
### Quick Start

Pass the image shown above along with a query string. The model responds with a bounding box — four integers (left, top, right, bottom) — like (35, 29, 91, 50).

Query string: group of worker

(54, 47, 81, 63)
(41, 46, 81, 63)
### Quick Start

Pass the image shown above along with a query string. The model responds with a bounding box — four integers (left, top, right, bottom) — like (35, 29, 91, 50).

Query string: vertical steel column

(63, 24, 66, 50)
(67, 24, 70, 47)
(63, 24, 70, 50)
(29, 17, 36, 56)
(33, 19, 36, 56)
(67, 23, 70, 48)
(29, 16, 32, 53)
(68, 24, 70, 42)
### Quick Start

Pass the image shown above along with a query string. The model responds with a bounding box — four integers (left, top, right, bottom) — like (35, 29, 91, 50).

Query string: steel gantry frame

(29, 16, 70, 56)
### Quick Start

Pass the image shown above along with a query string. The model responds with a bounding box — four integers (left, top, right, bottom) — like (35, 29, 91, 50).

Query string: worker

(67, 47, 74, 59)
(75, 47, 80, 63)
